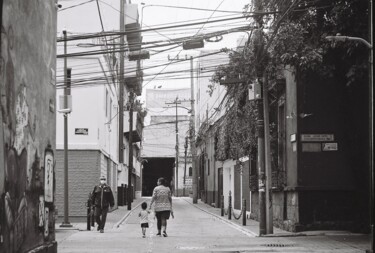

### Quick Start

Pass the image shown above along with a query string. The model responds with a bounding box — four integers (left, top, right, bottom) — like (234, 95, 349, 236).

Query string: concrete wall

(0, 1, 57, 252)
(222, 159, 235, 208)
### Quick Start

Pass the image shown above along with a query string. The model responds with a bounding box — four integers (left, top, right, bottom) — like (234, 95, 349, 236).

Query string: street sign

(182, 39, 204, 50)
(301, 134, 334, 142)
(128, 50, 150, 61)
(322, 142, 338, 151)
(75, 128, 88, 135)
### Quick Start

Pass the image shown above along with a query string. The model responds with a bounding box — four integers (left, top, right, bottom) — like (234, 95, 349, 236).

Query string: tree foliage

(209, 0, 369, 161)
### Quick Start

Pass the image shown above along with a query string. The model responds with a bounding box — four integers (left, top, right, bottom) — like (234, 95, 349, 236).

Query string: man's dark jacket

(91, 184, 115, 209)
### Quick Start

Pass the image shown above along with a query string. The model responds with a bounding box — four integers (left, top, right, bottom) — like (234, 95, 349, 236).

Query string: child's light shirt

(139, 210, 149, 224)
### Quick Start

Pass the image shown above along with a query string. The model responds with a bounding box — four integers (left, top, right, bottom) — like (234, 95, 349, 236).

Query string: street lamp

(325, 34, 373, 253)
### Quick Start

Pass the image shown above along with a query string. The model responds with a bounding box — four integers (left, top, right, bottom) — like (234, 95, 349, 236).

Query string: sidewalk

(182, 197, 371, 252)
(55, 197, 147, 243)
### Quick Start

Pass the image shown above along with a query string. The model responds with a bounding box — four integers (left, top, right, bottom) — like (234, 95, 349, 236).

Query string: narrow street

(56, 198, 369, 253)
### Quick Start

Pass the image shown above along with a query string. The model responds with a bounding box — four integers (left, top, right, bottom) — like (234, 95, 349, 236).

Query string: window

(189, 167, 193, 177)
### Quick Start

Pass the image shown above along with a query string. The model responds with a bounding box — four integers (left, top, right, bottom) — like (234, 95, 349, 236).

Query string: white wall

(195, 51, 229, 130)
(56, 56, 118, 164)
(223, 159, 236, 208)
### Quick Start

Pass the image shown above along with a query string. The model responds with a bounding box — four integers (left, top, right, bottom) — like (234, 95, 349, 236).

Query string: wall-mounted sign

(302, 143, 321, 152)
(322, 142, 338, 151)
(75, 128, 88, 135)
(301, 134, 334, 142)
(290, 134, 296, 142)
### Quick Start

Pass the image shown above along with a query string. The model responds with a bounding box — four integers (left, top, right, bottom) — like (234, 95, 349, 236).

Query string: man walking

(91, 176, 114, 233)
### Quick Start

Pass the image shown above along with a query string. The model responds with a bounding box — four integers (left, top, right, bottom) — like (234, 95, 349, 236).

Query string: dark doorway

(142, 158, 174, 196)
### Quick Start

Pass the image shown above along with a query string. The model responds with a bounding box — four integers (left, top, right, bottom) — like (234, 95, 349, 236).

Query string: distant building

(142, 88, 192, 196)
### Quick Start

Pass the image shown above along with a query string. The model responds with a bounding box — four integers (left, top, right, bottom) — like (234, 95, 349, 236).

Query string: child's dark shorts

(141, 223, 149, 228)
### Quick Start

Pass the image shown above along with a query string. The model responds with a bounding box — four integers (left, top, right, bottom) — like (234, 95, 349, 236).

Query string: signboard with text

(75, 128, 88, 135)
(301, 134, 334, 142)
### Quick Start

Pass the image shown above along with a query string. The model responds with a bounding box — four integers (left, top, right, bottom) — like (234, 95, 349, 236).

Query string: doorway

(142, 158, 174, 196)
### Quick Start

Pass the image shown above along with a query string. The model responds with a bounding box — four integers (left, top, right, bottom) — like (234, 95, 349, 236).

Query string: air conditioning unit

(58, 95, 72, 113)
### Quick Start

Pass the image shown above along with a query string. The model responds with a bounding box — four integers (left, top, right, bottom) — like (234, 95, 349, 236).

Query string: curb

(114, 201, 143, 228)
(182, 198, 258, 238)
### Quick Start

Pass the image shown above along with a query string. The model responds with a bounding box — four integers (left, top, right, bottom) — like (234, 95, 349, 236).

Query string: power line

(56, 13, 274, 42)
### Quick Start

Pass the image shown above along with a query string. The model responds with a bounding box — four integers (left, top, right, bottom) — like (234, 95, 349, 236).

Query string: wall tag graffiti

(44, 149, 54, 202)
(44, 208, 49, 238)
(39, 196, 45, 227)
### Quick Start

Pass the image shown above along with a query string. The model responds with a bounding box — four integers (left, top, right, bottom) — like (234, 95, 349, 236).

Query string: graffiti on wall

(0, 21, 55, 252)
(44, 149, 54, 203)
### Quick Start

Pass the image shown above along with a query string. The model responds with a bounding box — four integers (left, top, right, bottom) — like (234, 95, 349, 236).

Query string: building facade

(55, 1, 143, 218)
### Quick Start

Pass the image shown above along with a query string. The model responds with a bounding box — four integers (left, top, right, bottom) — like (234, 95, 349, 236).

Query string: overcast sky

(58, 0, 251, 99)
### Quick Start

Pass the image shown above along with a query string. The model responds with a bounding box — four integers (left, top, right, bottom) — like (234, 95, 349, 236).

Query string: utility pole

(183, 136, 188, 196)
(263, 75, 273, 234)
(118, 0, 125, 164)
(190, 56, 198, 204)
(61, 29, 72, 227)
(128, 91, 134, 210)
(253, 0, 266, 236)
(166, 98, 181, 196)
(368, 2, 373, 252)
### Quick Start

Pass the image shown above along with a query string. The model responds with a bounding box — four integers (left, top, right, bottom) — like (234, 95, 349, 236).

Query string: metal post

(228, 191, 232, 220)
(190, 56, 198, 204)
(61, 29, 72, 226)
(175, 99, 179, 197)
(221, 195, 224, 216)
(128, 92, 133, 210)
(118, 0, 125, 163)
(183, 136, 188, 196)
(242, 198, 247, 226)
(87, 194, 91, 231)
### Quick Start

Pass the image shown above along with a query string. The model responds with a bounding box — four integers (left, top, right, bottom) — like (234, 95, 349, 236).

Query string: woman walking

(149, 177, 173, 237)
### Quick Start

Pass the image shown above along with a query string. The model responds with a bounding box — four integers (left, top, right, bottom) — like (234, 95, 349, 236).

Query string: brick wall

(56, 150, 100, 217)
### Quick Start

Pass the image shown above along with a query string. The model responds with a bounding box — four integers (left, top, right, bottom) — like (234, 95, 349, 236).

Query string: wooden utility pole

(190, 56, 198, 204)
(253, 0, 267, 236)
(263, 75, 273, 234)
(118, 0, 125, 164)
(183, 136, 188, 196)
(128, 92, 134, 210)
(166, 98, 181, 196)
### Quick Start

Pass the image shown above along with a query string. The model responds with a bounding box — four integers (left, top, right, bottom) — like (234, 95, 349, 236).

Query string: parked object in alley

(149, 177, 173, 237)
(91, 176, 115, 233)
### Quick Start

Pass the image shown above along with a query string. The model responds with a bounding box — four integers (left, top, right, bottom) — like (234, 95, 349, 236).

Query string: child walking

(138, 202, 150, 238)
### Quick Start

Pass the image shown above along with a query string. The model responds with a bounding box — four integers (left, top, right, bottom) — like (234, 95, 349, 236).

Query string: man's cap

(100, 176, 106, 180)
